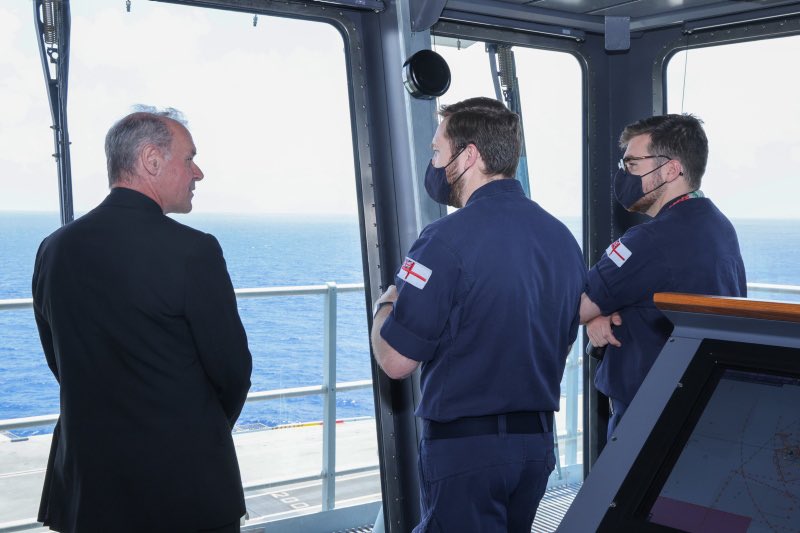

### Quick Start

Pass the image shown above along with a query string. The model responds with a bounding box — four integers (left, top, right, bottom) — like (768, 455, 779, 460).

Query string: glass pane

(1, 1, 376, 527)
(0, 3, 62, 526)
(666, 36, 800, 303)
(434, 40, 585, 487)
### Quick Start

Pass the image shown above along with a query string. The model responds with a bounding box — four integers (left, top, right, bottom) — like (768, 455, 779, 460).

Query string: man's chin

(629, 195, 656, 214)
(170, 203, 193, 215)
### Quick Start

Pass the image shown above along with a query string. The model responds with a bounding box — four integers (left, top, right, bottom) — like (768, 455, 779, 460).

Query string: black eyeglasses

(618, 154, 669, 172)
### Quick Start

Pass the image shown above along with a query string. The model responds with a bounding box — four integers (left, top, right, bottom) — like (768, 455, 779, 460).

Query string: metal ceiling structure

(471, 0, 800, 30)
(419, 0, 800, 47)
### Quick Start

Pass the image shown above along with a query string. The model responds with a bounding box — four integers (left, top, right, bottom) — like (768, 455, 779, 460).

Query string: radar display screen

(646, 369, 800, 533)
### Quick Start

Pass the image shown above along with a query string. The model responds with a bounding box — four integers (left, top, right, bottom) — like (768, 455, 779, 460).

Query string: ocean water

(0, 211, 372, 435)
(2, 212, 799, 435)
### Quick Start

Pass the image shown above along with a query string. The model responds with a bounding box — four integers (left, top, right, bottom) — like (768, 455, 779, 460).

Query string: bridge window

(435, 39, 585, 488)
(666, 35, 800, 303)
(1, 1, 376, 528)
(0, 4, 63, 522)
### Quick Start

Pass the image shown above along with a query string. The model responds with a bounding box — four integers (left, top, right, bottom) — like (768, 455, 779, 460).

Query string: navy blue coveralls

(381, 179, 586, 532)
(586, 193, 746, 436)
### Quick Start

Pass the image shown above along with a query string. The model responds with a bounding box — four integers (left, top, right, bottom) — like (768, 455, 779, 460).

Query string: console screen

(647, 369, 800, 533)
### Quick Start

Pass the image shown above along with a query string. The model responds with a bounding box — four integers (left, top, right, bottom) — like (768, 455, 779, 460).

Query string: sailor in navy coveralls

(371, 97, 586, 532)
(579, 114, 746, 439)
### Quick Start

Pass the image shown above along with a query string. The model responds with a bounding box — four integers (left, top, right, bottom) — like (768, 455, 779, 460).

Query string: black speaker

(402, 49, 451, 99)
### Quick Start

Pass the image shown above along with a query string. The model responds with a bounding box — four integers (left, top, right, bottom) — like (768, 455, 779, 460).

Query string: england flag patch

(397, 257, 432, 289)
(606, 239, 632, 267)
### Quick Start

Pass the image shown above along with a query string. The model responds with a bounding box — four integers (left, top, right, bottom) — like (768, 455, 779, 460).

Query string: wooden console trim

(654, 293, 800, 324)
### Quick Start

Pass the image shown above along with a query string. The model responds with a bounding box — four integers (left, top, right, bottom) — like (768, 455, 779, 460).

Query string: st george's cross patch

(397, 257, 432, 289)
(606, 239, 632, 267)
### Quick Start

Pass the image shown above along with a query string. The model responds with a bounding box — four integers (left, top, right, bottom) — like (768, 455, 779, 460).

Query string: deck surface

(0, 419, 579, 532)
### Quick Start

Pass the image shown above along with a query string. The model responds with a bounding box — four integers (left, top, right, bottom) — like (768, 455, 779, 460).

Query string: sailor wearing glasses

(578, 114, 746, 440)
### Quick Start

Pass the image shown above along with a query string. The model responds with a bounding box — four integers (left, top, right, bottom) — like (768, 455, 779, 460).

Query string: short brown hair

(620, 113, 708, 189)
(439, 97, 521, 178)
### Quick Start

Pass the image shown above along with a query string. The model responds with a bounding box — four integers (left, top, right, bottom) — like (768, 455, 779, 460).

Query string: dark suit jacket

(32, 188, 253, 532)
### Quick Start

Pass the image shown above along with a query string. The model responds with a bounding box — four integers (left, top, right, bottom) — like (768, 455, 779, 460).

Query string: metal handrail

(3, 280, 797, 313)
(0, 379, 374, 432)
(0, 298, 31, 311)
(2, 278, 798, 430)
(0, 282, 366, 310)
(0, 283, 368, 424)
(2, 280, 800, 513)
(746, 282, 800, 295)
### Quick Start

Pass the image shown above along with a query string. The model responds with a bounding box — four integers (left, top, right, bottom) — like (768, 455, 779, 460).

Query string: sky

(434, 40, 583, 219)
(666, 37, 800, 220)
(1, 1, 799, 219)
(1, 0, 357, 216)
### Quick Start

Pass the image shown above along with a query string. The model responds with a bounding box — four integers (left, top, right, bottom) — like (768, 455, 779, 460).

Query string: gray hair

(105, 106, 188, 186)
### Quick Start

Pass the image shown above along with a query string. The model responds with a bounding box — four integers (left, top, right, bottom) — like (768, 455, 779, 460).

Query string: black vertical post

(34, 0, 73, 225)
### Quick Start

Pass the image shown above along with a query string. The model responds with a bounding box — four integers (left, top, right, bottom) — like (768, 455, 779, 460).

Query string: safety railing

(0, 282, 372, 527)
(2, 280, 800, 527)
(746, 282, 800, 296)
(2, 280, 798, 429)
(2, 279, 798, 429)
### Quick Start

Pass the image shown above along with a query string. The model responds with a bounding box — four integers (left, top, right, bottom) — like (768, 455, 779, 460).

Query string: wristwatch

(372, 300, 394, 319)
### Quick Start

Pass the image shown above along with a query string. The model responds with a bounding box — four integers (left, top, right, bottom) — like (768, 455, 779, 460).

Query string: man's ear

(464, 143, 480, 166)
(141, 144, 161, 176)
(465, 143, 489, 174)
(666, 158, 684, 183)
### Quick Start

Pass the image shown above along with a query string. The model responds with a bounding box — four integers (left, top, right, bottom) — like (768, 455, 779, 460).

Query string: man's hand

(372, 285, 398, 317)
(586, 312, 623, 348)
(370, 284, 419, 379)
(579, 292, 603, 324)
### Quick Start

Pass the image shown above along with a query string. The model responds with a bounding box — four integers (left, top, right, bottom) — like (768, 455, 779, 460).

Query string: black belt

(423, 411, 553, 440)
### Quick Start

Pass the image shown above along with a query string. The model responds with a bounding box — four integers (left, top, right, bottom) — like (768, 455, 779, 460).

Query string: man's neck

(647, 183, 694, 217)
(460, 172, 505, 206)
(112, 181, 165, 213)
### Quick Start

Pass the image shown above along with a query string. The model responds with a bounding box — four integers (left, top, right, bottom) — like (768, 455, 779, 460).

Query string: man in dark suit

(32, 107, 253, 532)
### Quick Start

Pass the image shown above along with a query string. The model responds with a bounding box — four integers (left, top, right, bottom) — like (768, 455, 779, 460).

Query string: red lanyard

(668, 191, 702, 209)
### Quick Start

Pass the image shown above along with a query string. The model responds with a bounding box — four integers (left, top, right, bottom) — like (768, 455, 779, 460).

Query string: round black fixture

(402, 49, 451, 99)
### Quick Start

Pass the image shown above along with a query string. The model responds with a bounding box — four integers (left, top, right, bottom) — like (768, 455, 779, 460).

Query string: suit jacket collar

(101, 187, 163, 214)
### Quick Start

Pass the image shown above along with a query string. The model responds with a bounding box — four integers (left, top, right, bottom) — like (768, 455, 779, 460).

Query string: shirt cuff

(380, 313, 438, 362)
(586, 267, 617, 316)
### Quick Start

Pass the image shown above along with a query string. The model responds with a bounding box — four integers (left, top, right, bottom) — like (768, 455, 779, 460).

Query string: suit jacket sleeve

(185, 234, 253, 427)
(32, 238, 60, 383)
